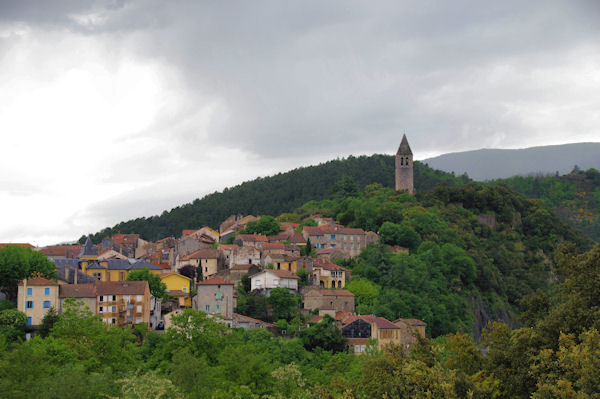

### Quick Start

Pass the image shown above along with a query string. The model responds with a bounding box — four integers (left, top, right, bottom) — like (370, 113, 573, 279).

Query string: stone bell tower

(395, 134, 414, 194)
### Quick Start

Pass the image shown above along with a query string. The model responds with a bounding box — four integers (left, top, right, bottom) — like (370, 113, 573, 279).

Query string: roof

(343, 315, 400, 329)
(219, 244, 239, 250)
(21, 277, 58, 286)
(79, 237, 97, 257)
(232, 313, 276, 327)
(96, 281, 148, 295)
(181, 249, 219, 261)
(393, 318, 427, 326)
(0, 243, 35, 248)
(160, 272, 191, 281)
(397, 134, 413, 155)
(289, 234, 306, 244)
(39, 245, 82, 257)
(181, 229, 197, 237)
(313, 261, 346, 271)
(307, 289, 354, 297)
(236, 234, 268, 242)
(55, 265, 97, 284)
(197, 277, 233, 285)
(262, 243, 285, 250)
(167, 289, 188, 297)
(60, 284, 96, 298)
(303, 225, 366, 236)
(264, 269, 299, 279)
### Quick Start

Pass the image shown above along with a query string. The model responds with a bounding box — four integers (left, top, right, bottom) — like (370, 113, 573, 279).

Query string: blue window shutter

(26, 317, 32, 326)
(44, 287, 50, 296)
(27, 288, 32, 296)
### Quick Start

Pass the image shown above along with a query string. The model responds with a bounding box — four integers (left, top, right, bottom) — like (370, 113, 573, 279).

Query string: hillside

(81, 155, 468, 243)
(490, 168, 600, 240)
(423, 142, 600, 180)
(292, 183, 594, 338)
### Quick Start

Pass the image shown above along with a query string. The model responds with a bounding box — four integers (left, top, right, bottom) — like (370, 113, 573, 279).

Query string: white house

(250, 269, 299, 295)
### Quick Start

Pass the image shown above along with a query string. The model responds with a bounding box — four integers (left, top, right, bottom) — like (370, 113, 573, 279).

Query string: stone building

(303, 289, 355, 313)
(193, 277, 235, 322)
(393, 318, 427, 349)
(395, 134, 414, 194)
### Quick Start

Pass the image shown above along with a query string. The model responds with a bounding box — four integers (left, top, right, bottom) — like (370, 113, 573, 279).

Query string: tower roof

(79, 237, 97, 257)
(396, 134, 412, 155)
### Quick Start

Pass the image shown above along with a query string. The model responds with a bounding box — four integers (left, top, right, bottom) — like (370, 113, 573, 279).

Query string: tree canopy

(126, 268, 166, 298)
(0, 246, 56, 302)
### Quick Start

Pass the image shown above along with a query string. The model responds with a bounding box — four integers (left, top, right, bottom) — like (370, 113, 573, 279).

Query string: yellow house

(312, 260, 347, 289)
(160, 272, 192, 307)
(265, 254, 299, 273)
(81, 259, 163, 282)
(17, 277, 60, 327)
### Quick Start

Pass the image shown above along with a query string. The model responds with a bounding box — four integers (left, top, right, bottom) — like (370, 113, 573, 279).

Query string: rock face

(468, 296, 519, 340)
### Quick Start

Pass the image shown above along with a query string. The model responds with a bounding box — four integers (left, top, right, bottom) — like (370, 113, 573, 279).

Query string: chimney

(73, 267, 78, 285)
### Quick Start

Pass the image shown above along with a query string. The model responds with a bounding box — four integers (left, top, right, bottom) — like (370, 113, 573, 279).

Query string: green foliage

(0, 308, 26, 343)
(298, 315, 346, 353)
(82, 155, 466, 242)
(241, 215, 281, 236)
(126, 268, 166, 298)
(38, 306, 60, 338)
(268, 287, 299, 321)
(0, 246, 56, 302)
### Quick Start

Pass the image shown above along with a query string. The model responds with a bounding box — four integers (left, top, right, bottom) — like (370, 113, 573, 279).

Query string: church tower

(395, 134, 414, 194)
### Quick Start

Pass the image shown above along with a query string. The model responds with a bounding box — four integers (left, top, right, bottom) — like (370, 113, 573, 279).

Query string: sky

(1, 0, 599, 246)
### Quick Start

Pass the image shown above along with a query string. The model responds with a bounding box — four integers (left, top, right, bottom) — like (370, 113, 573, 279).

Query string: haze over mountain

(423, 142, 600, 181)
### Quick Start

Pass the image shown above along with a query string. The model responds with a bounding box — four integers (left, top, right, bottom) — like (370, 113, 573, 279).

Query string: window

(216, 291, 222, 300)
(111, 318, 116, 324)
(357, 243, 361, 249)
(331, 244, 335, 248)
(99, 306, 104, 313)
(111, 306, 116, 313)
(93, 272, 102, 280)
(215, 304, 221, 314)
(205, 305, 210, 312)
(136, 295, 142, 301)
(119, 272, 125, 281)
(182, 287, 187, 293)
(26, 317, 32, 326)
(273, 279, 279, 286)
(27, 287, 32, 296)
(331, 234, 336, 239)
(111, 295, 116, 301)
(44, 287, 50, 296)
(26, 301, 33, 309)
(136, 317, 142, 323)
(100, 295, 105, 302)
(136, 305, 142, 313)
(205, 267, 208, 272)
(43, 300, 51, 309)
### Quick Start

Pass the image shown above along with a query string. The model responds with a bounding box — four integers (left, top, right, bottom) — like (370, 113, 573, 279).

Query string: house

(303, 289, 355, 313)
(38, 245, 82, 259)
(160, 272, 192, 307)
(58, 283, 97, 314)
(95, 281, 151, 326)
(262, 254, 299, 273)
(312, 260, 347, 289)
(181, 226, 220, 243)
(341, 315, 402, 354)
(220, 244, 261, 269)
(315, 248, 346, 262)
(393, 318, 427, 349)
(309, 311, 354, 327)
(261, 243, 301, 257)
(97, 249, 128, 260)
(234, 234, 268, 249)
(80, 259, 163, 282)
(176, 249, 220, 279)
(214, 263, 261, 287)
(250, 269, 299, 295)
(232, 313, 276, 330)
(17, 277, 60, 328)
(302, 225, 368, 257)
(219, 214, 259, 239)
(193, 277, 235, 322)
(79, 237, 98, 260)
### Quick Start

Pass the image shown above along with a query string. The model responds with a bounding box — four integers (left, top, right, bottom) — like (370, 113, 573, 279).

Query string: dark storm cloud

(3, 0, 599, 159)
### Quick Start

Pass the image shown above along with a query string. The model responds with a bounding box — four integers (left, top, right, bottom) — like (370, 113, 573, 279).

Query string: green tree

(38, 306, 60, 338)
(242, 216, 281, 236)
(298, 314, 346, 352)
(0, 246, 56, 301)
(0, 308, 27, 343)
(126, 268, 166, 298)
(268, 287, 299, 321)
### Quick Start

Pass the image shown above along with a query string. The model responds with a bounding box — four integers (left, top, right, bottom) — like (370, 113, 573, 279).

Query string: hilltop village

(9, 136, 426, 354)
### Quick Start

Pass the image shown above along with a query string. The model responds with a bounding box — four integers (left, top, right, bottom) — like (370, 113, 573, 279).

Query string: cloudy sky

(1, 0, 599, 246)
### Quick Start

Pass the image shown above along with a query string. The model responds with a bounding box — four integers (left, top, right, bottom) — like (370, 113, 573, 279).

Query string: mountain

(81, 155, 469, 243)
(422, 142, 600, 181)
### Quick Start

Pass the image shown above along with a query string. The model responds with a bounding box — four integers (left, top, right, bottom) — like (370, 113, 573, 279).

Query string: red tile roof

(96, 281, 148, 295)
(181, 249, 219, 261)
(39, 245, 82, 257)
(181, 229, 198, 237)
(303, 225, 366, 236)
(313, 260, 346, 271)
(0, 243, 35, 248)
(262, 243, 285, 250)
(343, 315, 400, 329)
(233, 313, 275, 327)
(197, 277, 233, 285)
(59, 284, 96, 298)
(219, 244, 239, 250)
(167, 289, 188, 297)
(21, 277, 58, 286)
(236, 234, 268, 242)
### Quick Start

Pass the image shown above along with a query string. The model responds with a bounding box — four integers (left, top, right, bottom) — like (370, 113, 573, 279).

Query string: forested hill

(489, 168, 600, 240)
(82, 155, 468, 243)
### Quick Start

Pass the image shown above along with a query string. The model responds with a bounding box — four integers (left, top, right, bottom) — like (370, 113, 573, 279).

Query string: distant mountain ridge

(423, 142, 600, 180)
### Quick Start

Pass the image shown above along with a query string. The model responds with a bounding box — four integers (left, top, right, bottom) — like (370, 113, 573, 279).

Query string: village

(13, 136, 426, 354)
